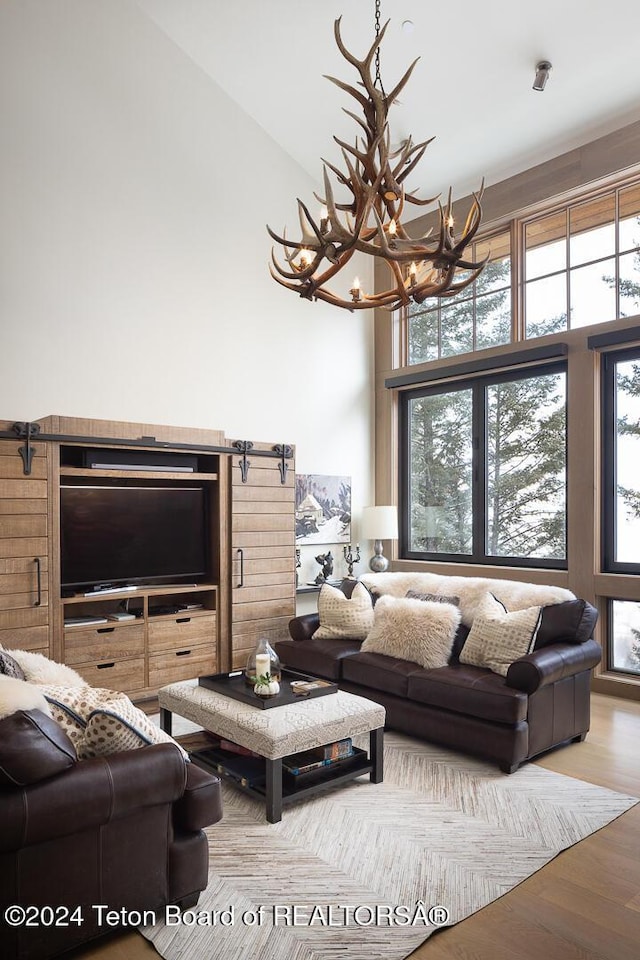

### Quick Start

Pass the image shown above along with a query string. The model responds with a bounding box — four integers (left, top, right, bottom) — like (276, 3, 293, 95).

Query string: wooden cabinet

(0, 434, 50, 654)
(0, 418, 295, 699)
(230, 446, 296, 670)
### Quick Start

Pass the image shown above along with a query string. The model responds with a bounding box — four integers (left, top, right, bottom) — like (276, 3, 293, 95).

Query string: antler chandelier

(267, 2, 487, 312)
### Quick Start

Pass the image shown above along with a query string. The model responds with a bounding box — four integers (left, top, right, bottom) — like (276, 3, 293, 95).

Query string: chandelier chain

(373, 0, 385, 96)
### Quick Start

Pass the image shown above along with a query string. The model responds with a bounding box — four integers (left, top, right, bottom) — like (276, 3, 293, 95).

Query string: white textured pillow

(9, 650, 87, 687)
(460, 593, 542, 676)
(313, 582, 374, 641)
(78, 696, 188, 761)
(0, 675, 51, 719)
(361, 595, 461, 669)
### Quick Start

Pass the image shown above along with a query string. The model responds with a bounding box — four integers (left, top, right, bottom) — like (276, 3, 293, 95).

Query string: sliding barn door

(229, 443, 295, 671)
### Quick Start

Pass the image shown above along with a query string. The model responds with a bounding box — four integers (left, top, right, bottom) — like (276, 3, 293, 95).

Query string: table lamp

(361, 505, 398, 572)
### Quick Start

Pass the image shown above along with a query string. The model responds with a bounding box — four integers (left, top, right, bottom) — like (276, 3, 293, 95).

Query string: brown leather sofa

(0, 708, 223, 960)
(276, 574, 602, 774)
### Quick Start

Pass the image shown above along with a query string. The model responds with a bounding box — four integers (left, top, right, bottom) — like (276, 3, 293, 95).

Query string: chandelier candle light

(267, 0, 487, 312)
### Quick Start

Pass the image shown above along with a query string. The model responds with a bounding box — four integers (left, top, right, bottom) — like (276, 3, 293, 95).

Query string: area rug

(141, 732, 638, 960)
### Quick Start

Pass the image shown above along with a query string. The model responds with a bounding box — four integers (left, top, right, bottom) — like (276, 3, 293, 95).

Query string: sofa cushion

(313, 581, 374, 640)
(460, 593, 542, 676)
(406, 663, 529, 725)
(0, 649, 26, 680)
(534, 599, 598, 648)
(79, 696, 189, 760)
(0, 709, 77, 786)
(0, 675, 51, 719)
(40, 684, 122, 747)
(406, 589, 460, 606)
(342, 651, 420, 698)
(360, 595, 461, 669)
(275, 637, 362, 680)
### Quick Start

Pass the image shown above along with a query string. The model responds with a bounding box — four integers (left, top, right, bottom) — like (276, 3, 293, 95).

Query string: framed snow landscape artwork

(295, 474, 351, 545)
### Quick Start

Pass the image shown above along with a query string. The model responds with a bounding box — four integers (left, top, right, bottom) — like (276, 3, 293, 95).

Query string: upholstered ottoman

(158, 679, 385, 822)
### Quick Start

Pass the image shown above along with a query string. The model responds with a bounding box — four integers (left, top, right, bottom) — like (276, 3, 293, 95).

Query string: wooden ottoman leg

(370, 727, 384, 783)
(266, 758, 283, 823)
(160, 707, 172, 735)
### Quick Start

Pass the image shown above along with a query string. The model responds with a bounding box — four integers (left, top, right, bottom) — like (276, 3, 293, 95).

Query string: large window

(401, 365, 567, 567)
(609, 600, 640, 677)
(603, 347, 640, 573)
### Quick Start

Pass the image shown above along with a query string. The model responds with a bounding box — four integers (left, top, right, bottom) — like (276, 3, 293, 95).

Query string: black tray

(198, 668, 338, 709)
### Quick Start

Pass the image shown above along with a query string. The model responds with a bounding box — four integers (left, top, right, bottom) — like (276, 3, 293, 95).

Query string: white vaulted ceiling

(134, 0, 640, 201)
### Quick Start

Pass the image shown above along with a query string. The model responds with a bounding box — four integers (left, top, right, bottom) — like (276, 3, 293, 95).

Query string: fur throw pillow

(0, 675, 52, 719)
(7, 649, 87, 687)
(361, 595, 461, 669)
(313, 582, 374, 641)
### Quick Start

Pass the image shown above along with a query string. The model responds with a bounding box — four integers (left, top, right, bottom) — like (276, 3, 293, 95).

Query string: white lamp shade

(361, 505, 398, 540)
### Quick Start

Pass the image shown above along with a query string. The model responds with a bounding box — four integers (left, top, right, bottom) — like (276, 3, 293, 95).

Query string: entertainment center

(0, 415, 296, 700)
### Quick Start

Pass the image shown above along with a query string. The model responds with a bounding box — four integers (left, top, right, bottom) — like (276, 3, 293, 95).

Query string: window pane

(486, 372, 566, 559)
(619, 183, 640, 253)
(525, 274, 567, 337)
(408, 391, 473, 554)
(610, 601, 640, 675)
(408, 309, 439, 364)
(569, 195, 615, 266)
(570, 258, 616, 328)
(615, 358, 640, 563)
(525, 211, 566, 279)
(476, 290, 511, 350)
(619, 250, 640, 318)
(475, 234, 511, 294)
(440, 300, 474, 357)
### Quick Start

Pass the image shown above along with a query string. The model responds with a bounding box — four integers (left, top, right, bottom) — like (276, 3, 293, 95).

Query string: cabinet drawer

(149, 645, 216, 688)
(64, 623, 145, 665)
(148, 613, 216, 653)
(75, 657, 146, 694)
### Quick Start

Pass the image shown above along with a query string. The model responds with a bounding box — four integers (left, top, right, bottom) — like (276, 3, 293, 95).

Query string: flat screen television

(60, 484, 209, 591)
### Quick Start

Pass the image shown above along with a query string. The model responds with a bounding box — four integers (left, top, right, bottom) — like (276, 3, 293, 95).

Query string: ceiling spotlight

(533, 60, 552, 92)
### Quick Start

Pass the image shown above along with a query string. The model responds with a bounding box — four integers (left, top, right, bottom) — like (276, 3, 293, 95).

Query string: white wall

(0, 0, 376, 584)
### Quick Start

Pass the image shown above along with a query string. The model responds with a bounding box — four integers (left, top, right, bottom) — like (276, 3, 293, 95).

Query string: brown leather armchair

(0, 709, 223, 960)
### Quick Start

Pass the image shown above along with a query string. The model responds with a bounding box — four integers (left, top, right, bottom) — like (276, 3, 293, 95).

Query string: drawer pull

(176, 617, 191, 624)
(176, 649, 191, 657)
(97, 627, 115, 634)
(97, 662, 115, 670)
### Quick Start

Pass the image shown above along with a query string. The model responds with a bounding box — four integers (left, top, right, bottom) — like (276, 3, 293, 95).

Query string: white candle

(255, 653, 271, 679)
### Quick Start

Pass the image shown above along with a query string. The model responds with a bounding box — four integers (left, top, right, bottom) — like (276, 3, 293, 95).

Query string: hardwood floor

(66, 693, 640, 960)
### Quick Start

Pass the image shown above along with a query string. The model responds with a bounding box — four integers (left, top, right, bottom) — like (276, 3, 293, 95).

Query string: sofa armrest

(0, 743, 187, 853)
(288, 613, 320, 641)
(506, 638, 601, 694)
(173, 761, 223, 832)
